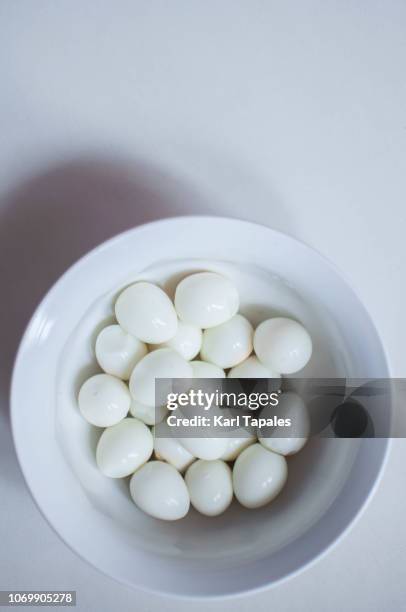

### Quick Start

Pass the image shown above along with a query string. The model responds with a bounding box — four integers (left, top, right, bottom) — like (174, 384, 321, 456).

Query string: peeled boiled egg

(175, 272, 239, 328)
(153, 419, 195, 472)
(96, 417, 153, 478)
(232, 443, 287, 508)
(115, 282, 178, 343)
(254, 317, 312, 374)
(186, 362, 226, 418)
(78, 373, 130, 427)
(201, 314, 253, 369)
(129, 399, 167, 426)
(258, 391, 310, 455)
(95, 324, 147, 379)
(129, 460, 190, 520)
(228, 355, 280, 382)
(177, 435, 229, 461)
(185, 459, 233, 516)
(153, 320, 202, 361)
(190, 360, 226, 378)
(220, 430, 256, 461)
(129, 348, 193, 407)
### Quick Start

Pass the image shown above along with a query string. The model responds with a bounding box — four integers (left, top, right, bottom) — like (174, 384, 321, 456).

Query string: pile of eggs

(78, 272, 312, 520)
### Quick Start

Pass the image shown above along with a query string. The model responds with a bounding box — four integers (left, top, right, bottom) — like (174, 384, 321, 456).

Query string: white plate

(11, 217, 390, 598)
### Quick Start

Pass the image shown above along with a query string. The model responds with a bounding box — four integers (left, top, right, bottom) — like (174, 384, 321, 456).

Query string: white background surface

(0, 1, 405, 610)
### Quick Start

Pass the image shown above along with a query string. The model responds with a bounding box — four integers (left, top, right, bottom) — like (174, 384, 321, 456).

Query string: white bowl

(11, 217, 390, 598)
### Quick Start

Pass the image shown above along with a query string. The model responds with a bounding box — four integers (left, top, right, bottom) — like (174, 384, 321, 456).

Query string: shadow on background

(0, 157, 215, 418)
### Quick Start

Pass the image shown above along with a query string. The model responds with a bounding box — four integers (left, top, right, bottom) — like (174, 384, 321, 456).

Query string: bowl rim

(10, 215, 392, 600)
